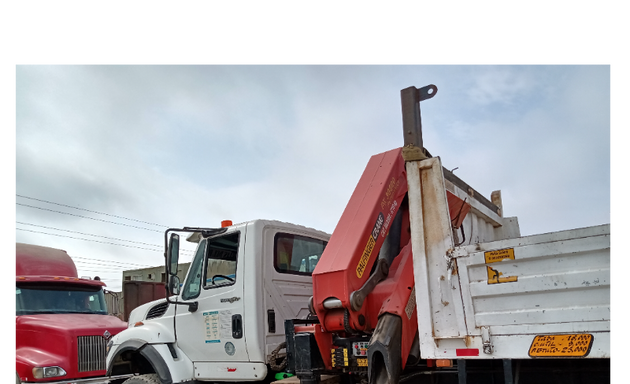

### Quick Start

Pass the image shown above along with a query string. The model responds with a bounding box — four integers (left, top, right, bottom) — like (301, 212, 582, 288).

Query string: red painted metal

(446, 190, 471, 229)
(16, 243, 127, 383)
(16, 243, 79, 278)
(365, 241, 417, 367)
(456, 349, 480, 357)
(308, 147, 472, 372)
(312, 147, 408, 333)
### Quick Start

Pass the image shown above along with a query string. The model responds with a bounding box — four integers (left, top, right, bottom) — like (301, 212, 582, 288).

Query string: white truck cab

(106, 220, 329, 384)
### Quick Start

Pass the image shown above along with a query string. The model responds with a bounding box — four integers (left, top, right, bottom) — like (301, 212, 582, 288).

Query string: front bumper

(19, 373, 133, 384)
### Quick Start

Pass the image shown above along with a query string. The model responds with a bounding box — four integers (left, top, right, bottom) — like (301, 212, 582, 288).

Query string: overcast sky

(14, 65, 610, 292)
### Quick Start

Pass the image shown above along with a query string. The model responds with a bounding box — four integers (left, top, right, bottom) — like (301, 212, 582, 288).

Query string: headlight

(32, 366, 67, 379)
(106, 339, 114, 355)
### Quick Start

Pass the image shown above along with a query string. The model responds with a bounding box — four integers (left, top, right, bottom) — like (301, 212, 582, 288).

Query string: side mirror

(163, 228, 203, 311)
(167, 233, 180, 277)
(166, 233, 181, 296)
(169, 275, 181, 296)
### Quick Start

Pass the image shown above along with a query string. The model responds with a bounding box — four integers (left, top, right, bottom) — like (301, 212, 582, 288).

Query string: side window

(274, 233, 327, 275)
(181, 241, 206, 301)
(204, 232, 239, 289)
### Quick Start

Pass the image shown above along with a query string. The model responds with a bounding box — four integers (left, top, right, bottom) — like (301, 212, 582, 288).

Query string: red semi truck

(16, 243, 130, 384)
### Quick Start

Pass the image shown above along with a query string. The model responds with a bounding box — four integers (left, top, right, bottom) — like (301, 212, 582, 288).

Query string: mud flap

(368, 314, 402, 384)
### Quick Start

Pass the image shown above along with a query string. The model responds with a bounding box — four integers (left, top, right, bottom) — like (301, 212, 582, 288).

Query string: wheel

(122, 374, 161, 384)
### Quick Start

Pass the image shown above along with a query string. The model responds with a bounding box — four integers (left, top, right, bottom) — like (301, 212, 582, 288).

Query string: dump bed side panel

(407, 157, 610, 359)
(456, 224, 610, 358)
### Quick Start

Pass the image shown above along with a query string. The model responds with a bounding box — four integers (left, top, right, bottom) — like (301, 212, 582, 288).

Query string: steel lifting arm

(311, 146, 409, 335)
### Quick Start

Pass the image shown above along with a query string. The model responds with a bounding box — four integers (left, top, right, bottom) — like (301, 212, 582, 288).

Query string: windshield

(16, 283, 108, 315)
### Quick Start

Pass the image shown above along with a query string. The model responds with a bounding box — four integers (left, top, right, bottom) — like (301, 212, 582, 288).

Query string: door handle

(267, 309, 276, 333)
(232, 314, 243, 339)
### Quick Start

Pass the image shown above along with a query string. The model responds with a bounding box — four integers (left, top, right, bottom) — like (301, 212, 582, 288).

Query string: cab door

(174, 227, 249, 369)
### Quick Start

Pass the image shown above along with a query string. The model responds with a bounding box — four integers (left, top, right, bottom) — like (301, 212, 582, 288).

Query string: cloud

(15, 65, 610, 291)
(467, 66, 536, 106)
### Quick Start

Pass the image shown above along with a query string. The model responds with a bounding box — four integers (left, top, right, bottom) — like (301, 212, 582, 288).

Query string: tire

(122, 374, 161, 384)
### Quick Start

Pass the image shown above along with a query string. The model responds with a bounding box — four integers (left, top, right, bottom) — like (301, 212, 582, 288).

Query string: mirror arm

(165, 295, 198, 312)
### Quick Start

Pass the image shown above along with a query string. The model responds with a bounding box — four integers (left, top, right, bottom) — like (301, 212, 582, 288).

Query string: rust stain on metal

(491, 190, 503, 217)
(431, 326, 438, 348)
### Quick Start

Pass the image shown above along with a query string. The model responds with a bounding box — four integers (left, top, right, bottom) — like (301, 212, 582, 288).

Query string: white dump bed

(406, 157, 610, 360)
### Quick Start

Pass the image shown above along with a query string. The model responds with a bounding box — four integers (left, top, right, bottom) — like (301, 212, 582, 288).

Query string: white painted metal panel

(408, 158, 467, 345)
(433, 224, 613, 358)
(192, 361, 267, 381)
(407, 156, 610, 360)
(259, 222, 330, 362)
(456, 225, 610, 358)
(429, 330, 610, 359)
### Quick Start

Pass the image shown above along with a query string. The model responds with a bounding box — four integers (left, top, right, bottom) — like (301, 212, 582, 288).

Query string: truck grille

(77, 336, 107, 372)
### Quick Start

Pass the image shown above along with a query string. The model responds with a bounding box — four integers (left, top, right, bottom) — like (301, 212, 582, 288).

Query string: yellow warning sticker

(484, 248, 515, 263)
(529, 334, 593, 357)
(357, 358, 368, 367)
(487, 266, 518, 284)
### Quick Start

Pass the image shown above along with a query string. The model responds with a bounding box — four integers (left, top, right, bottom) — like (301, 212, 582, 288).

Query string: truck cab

(106, 220, 329, 384)
(16, 243, 129, 384)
